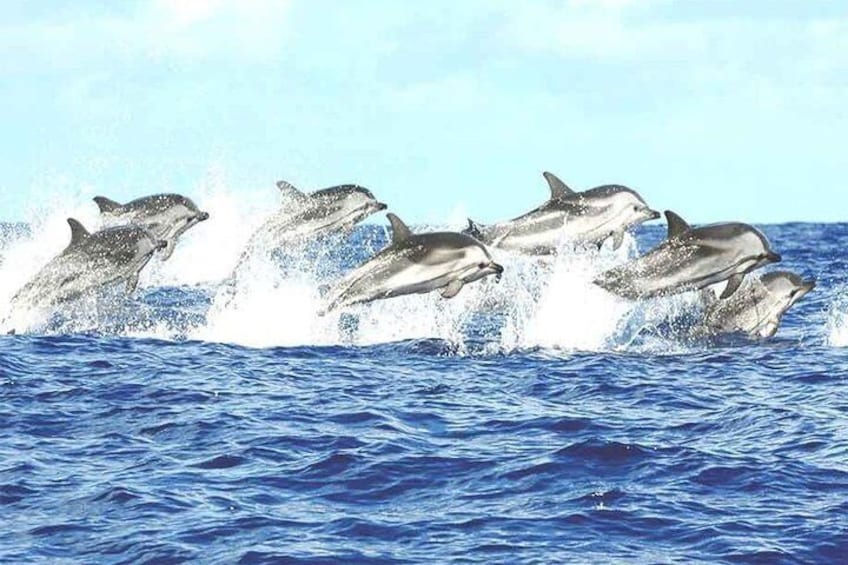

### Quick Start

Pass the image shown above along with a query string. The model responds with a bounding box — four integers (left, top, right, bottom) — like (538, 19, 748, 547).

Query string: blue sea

(1, 216, 847, 563)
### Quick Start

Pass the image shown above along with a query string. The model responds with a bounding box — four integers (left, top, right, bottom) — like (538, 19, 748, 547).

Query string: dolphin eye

(478, 262, 486, 269)
(633, 205, 639, 212)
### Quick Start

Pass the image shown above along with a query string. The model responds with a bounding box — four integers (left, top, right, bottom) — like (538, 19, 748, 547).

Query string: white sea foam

(497, 241, 636, 352)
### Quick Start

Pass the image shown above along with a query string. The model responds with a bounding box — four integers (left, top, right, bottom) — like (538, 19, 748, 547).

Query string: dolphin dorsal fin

(665, 211, 691, 239)
(543, 171, 576, 200)
(67, 218, 90, 247)
(93, 196, 122, 214)
(276, 180, 310, 204)
(387, 213, 412, 245)
(276, 180, 300, 193)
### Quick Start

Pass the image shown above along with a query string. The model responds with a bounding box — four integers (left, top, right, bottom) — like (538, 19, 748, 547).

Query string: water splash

(497, 243, 635, 352)
(826, 288, 848, 347)
(140, 174, 278, 287)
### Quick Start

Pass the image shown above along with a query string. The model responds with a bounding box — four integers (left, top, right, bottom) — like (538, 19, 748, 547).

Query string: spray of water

(825, 287, 848, 347)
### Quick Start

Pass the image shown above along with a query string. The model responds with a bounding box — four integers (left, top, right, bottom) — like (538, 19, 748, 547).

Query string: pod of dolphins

(3, 172, 815, 340)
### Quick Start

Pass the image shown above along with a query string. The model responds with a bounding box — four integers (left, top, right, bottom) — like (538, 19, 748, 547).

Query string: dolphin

(463, 171, 659, 254)
(701, 271, 815, 339)
(246, 180, 387, 250)
(594, 211, 781, 300)
(8, 219, 166, 311)
(93, 193, 209, 260)
(322, 213, 504, 313)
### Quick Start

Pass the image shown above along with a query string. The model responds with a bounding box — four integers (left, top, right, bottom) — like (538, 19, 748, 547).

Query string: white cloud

(502, 1, 847, 68)
(154, 0, 225, 27)
(499, 1, 848, 116)
(0, 0, 292, 71)
(144, 0, 291, 60)
(387, 74, 481, 112)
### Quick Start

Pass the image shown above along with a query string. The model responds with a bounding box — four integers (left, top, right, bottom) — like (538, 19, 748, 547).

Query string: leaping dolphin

(594, 211, 781, 300)
(8, 219, 166, 312)
(463, 171, 659, 254)
(322, 213, 504, 313)
(93, 193, 209, 260)
(701, 271, 815, 339)
(246, 180, 387, 250)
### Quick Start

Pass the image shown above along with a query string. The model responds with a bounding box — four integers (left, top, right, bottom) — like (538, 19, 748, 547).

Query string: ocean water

(1, 200, 847, 563)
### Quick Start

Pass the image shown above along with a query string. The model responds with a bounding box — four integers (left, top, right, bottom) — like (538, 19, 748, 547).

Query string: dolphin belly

(330, 260, 458, 310)
(327, 247, 480, 311)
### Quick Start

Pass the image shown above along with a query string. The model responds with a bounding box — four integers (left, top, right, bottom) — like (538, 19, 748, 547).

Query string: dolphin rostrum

(594, 211, 781, 300)
(322, 213, 504, 313)
(701, 271, 815, 339)
(463, 171, 659, 255)
(93, 193, 209, 260)
(245, 180, 387, 251)
(9, 218, 166, 311)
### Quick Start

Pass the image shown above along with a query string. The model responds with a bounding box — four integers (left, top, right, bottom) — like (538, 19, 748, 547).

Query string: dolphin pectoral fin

(720, 274, 745, 299)
(440, 280, 464, 299)
(759, 319, 780, 339)
(126, 274, 139, 294)
(610, 230, 624, 251)
(160, 240, 175, 261)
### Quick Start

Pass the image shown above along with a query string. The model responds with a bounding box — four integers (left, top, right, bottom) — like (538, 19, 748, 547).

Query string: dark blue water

(2, 223, 847, 563)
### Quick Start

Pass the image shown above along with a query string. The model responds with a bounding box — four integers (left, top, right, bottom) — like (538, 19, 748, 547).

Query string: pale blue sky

(1, 1, 845, 223)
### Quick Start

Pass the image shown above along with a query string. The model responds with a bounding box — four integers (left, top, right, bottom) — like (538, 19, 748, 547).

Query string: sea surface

(1, 203, 847, 563)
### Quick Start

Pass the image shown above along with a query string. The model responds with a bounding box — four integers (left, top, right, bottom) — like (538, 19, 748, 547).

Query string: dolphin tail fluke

(93, 196, 122, 214)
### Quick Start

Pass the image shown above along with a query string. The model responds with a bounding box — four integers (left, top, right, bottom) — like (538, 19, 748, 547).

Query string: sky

(0, 0, 846, 224)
